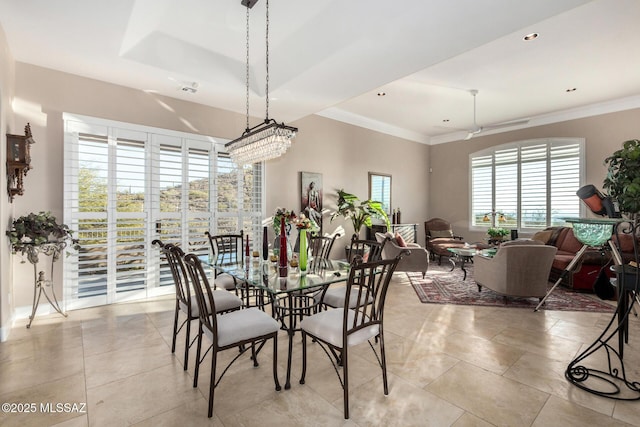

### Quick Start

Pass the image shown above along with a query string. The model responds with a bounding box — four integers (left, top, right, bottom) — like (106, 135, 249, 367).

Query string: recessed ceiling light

(377, 92, 386, 96)
(566, 88, 577, 92)
(523, 32, 539, 41)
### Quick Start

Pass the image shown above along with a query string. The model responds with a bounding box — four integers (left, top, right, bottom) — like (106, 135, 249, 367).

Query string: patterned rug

(409, 263, 615, 312)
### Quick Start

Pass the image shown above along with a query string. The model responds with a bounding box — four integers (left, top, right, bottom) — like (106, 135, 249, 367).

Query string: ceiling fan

(463, 89, 529, 140)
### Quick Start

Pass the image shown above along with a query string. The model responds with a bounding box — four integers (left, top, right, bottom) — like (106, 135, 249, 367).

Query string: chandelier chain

(227, 0, 297, 166)
(245, 5, 250, 131)
(265, 0, 270, 120)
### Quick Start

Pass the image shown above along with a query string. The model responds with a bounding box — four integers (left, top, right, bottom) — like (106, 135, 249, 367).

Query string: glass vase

(299, 229, 308, 274)
(273, 234, 293, 260)
(278, 220, 288, 277)
(262, 226, 268, 261)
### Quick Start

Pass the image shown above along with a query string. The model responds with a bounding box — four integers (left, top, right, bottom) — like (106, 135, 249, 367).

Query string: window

(63, 114, 264, 309)
(470, 138, 584, 231)
(369, 172, 392, 215)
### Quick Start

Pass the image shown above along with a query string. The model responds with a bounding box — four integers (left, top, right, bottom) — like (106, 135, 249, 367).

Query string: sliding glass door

(63, 114, 263, 310)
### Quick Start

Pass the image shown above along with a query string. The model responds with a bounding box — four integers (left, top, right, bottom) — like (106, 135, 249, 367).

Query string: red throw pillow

(395, 232, 407, 247)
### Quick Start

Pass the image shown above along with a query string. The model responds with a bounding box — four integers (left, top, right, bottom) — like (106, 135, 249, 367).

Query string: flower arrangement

(6, 211, 80, 255)
(487, 227, 509, 239)
(273, 207, 297, 234)
(294, 213, 320, 236)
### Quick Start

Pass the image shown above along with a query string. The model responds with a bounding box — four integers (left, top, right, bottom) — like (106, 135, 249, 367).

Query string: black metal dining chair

(205, 230, 244, 290)
(299, 253, 405, 419)
(184, 253, 281, 418)
(309, 233, 340, 263)
(319, 235, 386, 309)
(206, 230, 266, 308)
(153, 240, 242, 371)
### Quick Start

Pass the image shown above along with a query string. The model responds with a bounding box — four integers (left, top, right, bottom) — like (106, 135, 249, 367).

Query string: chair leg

(299, 331, 307, 385)
(379, 332, 389, 395)
(208, 350, 217, 418)
(251, 342, 259, 367)
(343, 347, 349, 419)
(171, 302, 179, 353)
(272, 334, 281, 391)
(183, 318, 191, 371)
(193, 323, 203, 388)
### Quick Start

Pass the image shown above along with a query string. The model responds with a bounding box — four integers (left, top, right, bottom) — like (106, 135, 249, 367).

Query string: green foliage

(6, 211, 80, 255)
(603, 139, 640, 217)
(330, 189, 391, 236)
(487, 227, 509, 238)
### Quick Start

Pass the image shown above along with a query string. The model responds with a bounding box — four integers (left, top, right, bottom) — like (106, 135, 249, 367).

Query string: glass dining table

(208, 255, 351, 389)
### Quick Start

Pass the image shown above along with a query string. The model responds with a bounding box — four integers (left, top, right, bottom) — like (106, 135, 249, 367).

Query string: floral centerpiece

(6, 211, 80, 260)
(293, 213, 320, 236)
(273, 208, 296, 272)
(273, 207, 297, 235)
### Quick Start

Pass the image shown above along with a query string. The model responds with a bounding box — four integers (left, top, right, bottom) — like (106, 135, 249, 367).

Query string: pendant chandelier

(226, 0, 297, 165)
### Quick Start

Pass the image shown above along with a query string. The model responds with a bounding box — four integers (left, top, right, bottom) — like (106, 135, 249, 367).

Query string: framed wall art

(300, 171, 323, 233)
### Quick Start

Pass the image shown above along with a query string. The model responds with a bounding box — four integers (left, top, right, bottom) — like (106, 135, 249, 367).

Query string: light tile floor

(1, 273, 639, 426)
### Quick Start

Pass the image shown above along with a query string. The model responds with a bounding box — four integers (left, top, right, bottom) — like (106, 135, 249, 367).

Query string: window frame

(468, 137, 585, 234)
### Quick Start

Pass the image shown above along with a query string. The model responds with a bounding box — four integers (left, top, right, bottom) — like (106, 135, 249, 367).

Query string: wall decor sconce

(6, 123, 35, 202)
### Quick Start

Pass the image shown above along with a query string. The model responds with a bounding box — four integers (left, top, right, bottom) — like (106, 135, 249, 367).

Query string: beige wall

(0, 24, 15, 341)
(2, 63, 430, 334)
(2, 60, 639, 338)
(429, 108, 640, 243)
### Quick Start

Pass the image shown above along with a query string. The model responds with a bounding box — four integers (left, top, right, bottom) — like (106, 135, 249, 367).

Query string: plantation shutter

(494, 148, 518, 228)
(471, 155, 493, 226)
(550, 142, 581, 224)
(469, 138, 583, 231)
(520, 143, 548, 228)
(64, 114, 264, 310)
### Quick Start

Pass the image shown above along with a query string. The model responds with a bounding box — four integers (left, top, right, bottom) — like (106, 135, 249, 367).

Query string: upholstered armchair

(424, 218, 466, 265)
(375, 232, 429, 278)
(474, 240, 557, 300)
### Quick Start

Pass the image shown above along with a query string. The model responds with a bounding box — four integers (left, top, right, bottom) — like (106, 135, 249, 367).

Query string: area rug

(409, 263, 615, 312)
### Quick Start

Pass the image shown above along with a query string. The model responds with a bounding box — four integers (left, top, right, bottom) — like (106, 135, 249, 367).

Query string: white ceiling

(1, 0, 639, 144)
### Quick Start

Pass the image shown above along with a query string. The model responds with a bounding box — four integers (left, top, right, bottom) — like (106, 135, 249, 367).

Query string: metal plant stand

(25, 242, 68, 328)
(564, 219, 640, 400)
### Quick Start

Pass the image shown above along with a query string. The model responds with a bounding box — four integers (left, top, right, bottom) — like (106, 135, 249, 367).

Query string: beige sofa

(375, 232, 429, 278)
(474, 240, 557, 300)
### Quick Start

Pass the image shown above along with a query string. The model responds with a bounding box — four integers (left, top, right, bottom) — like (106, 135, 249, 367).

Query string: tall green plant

(330, 189, 390, 237)
(603, 139, 640, 219)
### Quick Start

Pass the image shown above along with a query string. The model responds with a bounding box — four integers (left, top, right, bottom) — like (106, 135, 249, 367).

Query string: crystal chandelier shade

(226, 0, 297, 166)
(226, 120, 297, 165)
